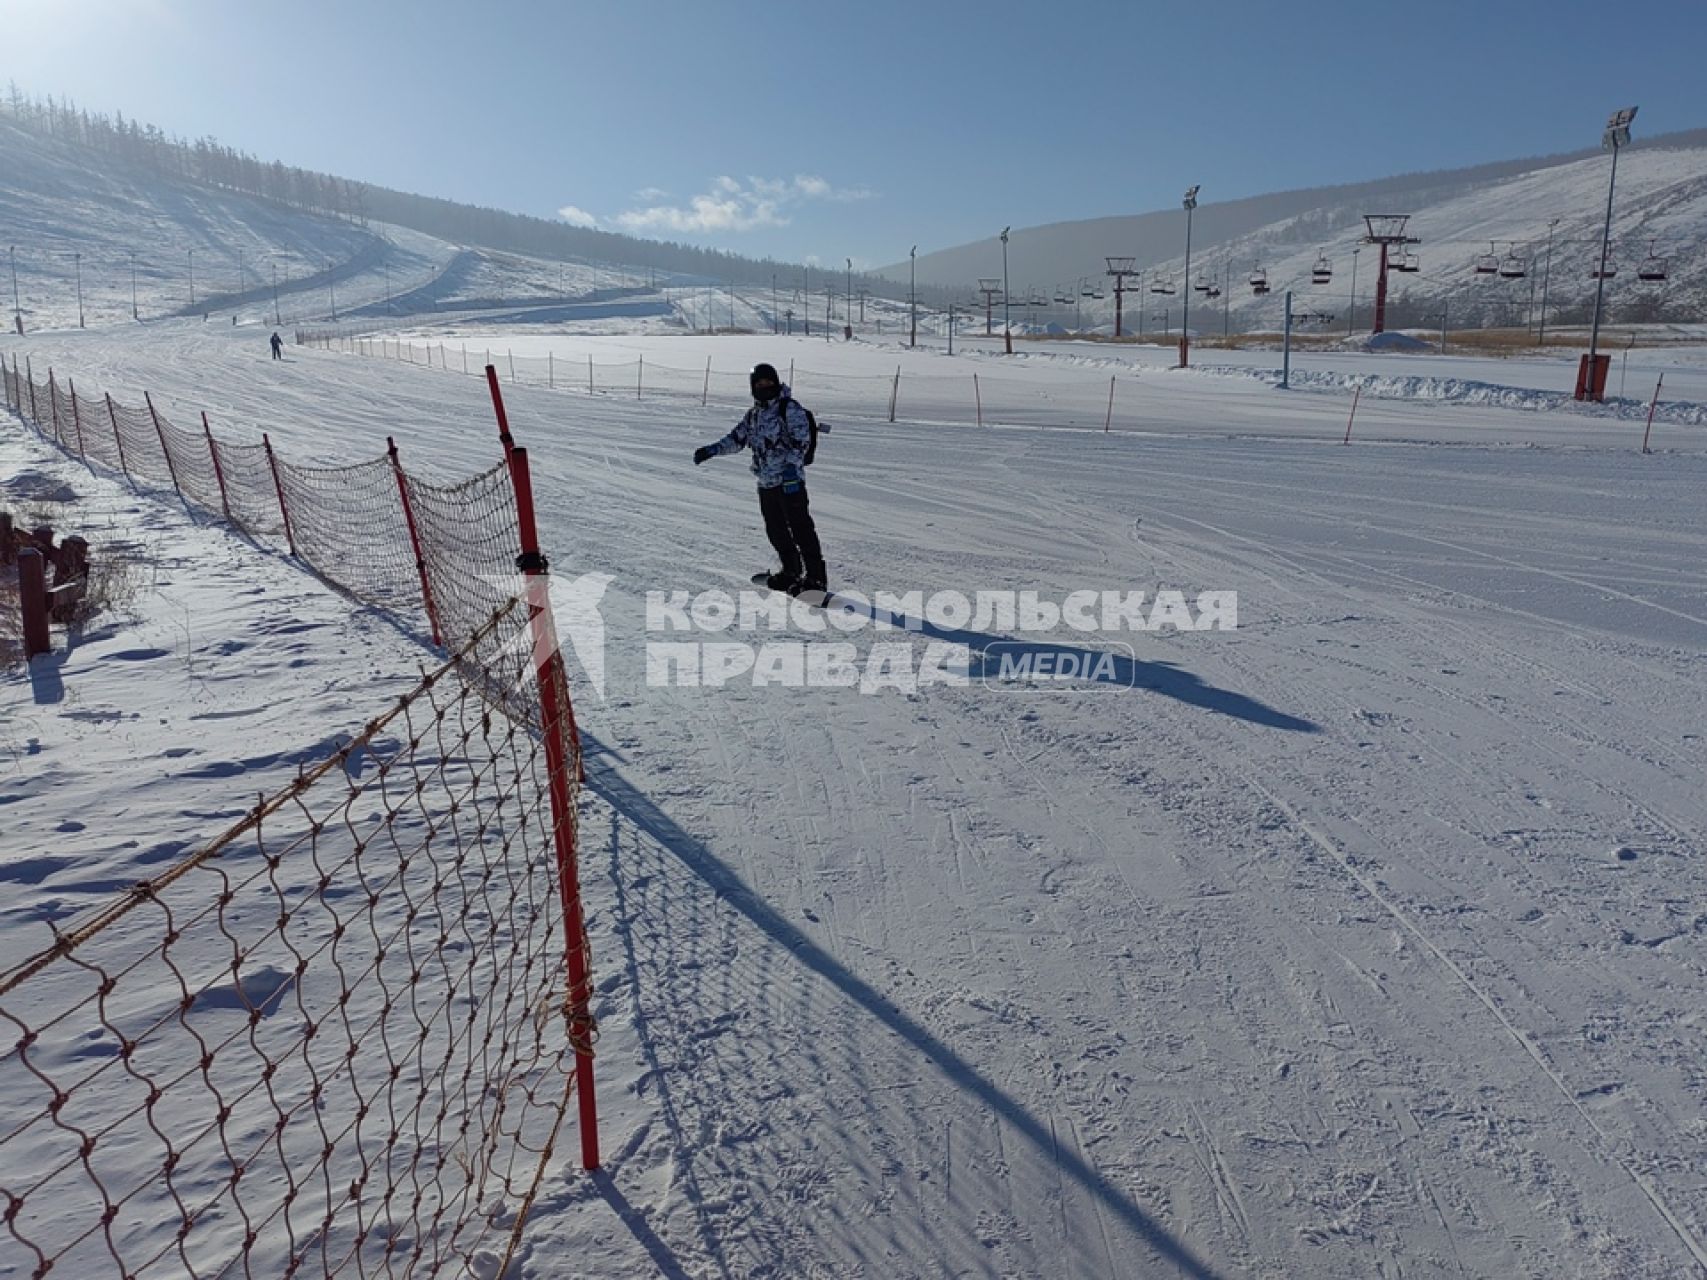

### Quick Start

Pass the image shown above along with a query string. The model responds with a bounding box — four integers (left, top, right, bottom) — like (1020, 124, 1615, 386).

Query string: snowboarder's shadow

(842, 599, 1319, 732)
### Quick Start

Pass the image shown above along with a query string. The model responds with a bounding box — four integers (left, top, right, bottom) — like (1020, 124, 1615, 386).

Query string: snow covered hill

(890, 131, 1707, 333)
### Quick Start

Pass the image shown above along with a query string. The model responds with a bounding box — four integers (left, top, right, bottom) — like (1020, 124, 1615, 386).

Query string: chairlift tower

(978, 278, 1002, 337)
(1105, 257, 1138, 338)
(1361, 214, 1420, 335)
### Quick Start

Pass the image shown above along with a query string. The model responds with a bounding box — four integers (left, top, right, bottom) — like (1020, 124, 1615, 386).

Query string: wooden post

(1343, 384, 1362, 445)
(548, 351, 554, 389)
(68, 378, 88, 458)
(144, 392, 181, 495)
(702, 356, 711, 407)
(637, 355, 643, 399)
(388, 436, 442, 647)
(889, 366, 900, 423)
(19, 548, 50, 657)
(26, 357, 38, 424)
(105, 394, 128, 478)
(1105, 375, 1115, 432)
(202, 412, 233, 522)
(974, 374, 983, 429)
(588, 354, 594, 394)
(1641, 374, 1664, 454)
(262, 434, 296, 555)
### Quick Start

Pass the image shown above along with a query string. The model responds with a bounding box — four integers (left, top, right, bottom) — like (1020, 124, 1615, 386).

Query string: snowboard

(751, 572, 835, 609)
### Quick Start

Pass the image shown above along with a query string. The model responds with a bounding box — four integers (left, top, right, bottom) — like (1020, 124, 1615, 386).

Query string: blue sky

(5, 0, 1701, 268)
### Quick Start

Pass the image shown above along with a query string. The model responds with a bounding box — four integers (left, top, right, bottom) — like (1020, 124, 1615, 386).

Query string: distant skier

(270, 331, 284, 360)
(693, 362, 827, 595)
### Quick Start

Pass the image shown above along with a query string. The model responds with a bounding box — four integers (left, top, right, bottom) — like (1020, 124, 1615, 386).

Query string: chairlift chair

(1080, 283, 1097, 298)
(1248, 266, 1268, 290)
(1206, 284, 1221, 299)
(1591, 258, 1618, 280)
(1638, 244, 1668, 282)
(1151, 277, 1175, 295)
(1054, 290, 1072, 304)
(1396, 251, 1421, 274)
(1311, 250, 1333, 284)
(1474, 244, 1500, 275)
(1091, 287, 1105, 300)
(1497, 252, 1525, 279)
(1252, 281, 1271, 296)
(1193, 275, 1213, 294)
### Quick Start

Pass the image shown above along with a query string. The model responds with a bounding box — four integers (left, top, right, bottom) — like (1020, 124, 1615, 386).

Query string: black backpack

(776, 394, 822, 465)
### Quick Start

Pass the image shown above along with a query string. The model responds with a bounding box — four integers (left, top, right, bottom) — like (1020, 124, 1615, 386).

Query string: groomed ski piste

(5, 311, 1707, 1279)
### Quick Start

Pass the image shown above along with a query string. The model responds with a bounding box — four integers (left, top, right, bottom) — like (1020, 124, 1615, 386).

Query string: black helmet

(749, 362, 782, 401)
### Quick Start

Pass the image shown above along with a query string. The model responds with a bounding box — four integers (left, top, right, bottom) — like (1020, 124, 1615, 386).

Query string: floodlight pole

(1000, 227, 1011, 354)
(1179, 186, 1199, 367)
(1537, 219, 1558, 347)
(909, 245, 917, 348)
(1588, 126, 1628, 381)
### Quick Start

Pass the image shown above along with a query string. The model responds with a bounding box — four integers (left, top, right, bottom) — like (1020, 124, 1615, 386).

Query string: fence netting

(2, 355, 516, 655)
(0, 600, 588, 1279)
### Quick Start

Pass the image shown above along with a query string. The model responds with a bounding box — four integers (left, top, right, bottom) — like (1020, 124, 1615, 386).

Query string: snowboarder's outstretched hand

(693, 445, 714, 465)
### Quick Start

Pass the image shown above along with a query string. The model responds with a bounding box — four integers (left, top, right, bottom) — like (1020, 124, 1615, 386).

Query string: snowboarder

(693, 362, 827, 595)
(270, 331, 284, 360)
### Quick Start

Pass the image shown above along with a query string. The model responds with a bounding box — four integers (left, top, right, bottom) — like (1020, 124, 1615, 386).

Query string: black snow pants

(758, 478, 825, 585)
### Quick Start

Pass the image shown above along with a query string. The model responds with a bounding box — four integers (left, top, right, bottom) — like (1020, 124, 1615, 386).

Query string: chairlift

(1497, 251, 1525, 280)
(1206, 284, 1221, 299)
(1080, 283, 1097, 298)
(1637, 243, 1668, 283)
(1474, 243, 1499, 275)
(1054, 290, 1072, 304)
(1591, 258, 1618, 280)
(1248, 266, 1268, 290)
(1252, 281, 1271, 296)
(1150, 276, 1175, 295)
(1311, 250, 1333, 284)
(1395, 251, 1420, 274)
(1193, 275, 1213, 294)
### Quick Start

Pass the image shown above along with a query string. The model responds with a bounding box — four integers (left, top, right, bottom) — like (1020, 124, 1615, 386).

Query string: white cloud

(556, 204, 599, 229)
(632, 186, 671, 201)
(611, 174, 875, 236)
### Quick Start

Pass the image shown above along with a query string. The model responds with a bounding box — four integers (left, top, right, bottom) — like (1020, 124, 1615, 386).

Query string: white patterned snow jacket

(702, 386, 812, 489)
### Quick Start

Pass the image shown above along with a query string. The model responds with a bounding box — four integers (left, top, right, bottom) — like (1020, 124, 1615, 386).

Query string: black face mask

(751, 380, 781, 402)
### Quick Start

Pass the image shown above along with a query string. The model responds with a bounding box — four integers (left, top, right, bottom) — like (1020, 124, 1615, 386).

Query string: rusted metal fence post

(202, 412, 233, 523)
(144, 393, 182, 496)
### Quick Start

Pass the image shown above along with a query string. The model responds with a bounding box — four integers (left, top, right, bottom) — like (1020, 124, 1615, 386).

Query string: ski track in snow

(4, 323, 1707, 1279)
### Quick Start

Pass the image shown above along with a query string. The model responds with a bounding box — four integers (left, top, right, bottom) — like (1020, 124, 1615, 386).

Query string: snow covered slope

(6, 320, 1706, 1277)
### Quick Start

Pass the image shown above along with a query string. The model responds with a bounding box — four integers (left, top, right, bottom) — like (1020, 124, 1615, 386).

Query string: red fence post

(505, 442, 599, 1171)
(485, 364, 514, 454)
(202, 411, 233, 523)
(19, 548, 50, 658)
(105, 394, 129, 478)
(262, 433, 296, 555)
(387, 436, 443, 648)
(144, 392, 182, 496)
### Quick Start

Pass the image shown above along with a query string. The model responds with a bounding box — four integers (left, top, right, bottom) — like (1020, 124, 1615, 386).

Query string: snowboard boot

(797, 557, 828, 596)
(764, 569, 800, 592)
